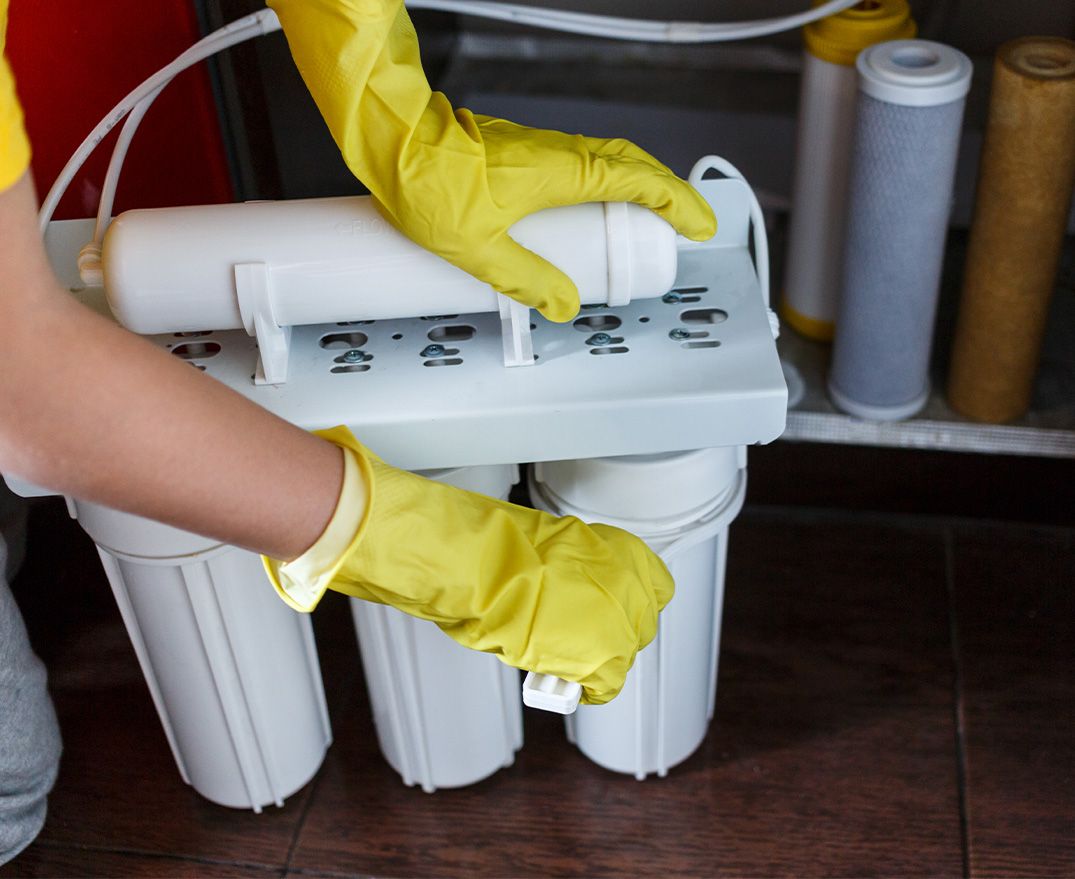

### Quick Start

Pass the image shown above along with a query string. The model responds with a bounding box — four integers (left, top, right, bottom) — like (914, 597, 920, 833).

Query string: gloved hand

(267, 0, 716, 322)
(263, 427, 674, 705)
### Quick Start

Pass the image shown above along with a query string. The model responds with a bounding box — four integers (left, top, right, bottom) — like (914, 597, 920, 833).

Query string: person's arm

(0, 171, 349, 561)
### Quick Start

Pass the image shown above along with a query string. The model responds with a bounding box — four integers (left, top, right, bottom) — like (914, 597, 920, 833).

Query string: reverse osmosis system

(12, 0, 939, 809)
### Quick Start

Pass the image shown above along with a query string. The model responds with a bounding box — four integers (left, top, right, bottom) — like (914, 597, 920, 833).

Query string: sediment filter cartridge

(828, 40, 972, 421)
(782, 0, 915, 342)
(101, 198, 676, 335)
(947, 37, 1075, 424)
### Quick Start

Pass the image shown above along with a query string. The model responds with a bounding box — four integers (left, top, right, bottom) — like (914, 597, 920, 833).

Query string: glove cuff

(262, 426, 375, 612)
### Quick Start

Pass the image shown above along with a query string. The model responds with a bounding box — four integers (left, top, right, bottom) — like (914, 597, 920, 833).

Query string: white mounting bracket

(235, 262, 291, 385)
(498, 294, 534, 368)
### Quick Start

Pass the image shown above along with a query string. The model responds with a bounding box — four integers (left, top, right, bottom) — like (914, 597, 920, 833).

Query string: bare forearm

(1, 175, 343, 560)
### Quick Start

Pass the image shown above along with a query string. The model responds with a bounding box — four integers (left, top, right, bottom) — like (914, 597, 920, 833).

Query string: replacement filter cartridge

(101, 198, 677, 334)
(350, 464, 523, 792)
(828, 40, 972, 420)
(947, 37, 1075, 423)
(530, 447, 746, 779)
(783, 0, 915, 342)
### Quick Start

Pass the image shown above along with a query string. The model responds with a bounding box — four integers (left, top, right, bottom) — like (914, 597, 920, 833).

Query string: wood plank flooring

(1, 478, 1071, 877)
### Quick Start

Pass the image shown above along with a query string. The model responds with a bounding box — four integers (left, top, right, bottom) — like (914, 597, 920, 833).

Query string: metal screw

(421, 344, 446, 358)
(342, 348, 366, 363)
(662, 292, 682, 304)
(669, 328, 691, 341)
(586, 332, 613, 346)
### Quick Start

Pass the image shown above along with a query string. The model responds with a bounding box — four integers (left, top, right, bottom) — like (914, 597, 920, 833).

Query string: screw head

(662, 292, 682, 304)
(586, 332, 613, 346)
(669, 328, 691, 341)
(421, 344, 446, 358)
(342, 348, 365, 363)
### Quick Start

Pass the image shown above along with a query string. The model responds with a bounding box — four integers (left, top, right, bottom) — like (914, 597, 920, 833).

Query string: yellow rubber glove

(264, 427, 674, 705)
(267, 0, 716, 322)
(0, 0, 32, 193)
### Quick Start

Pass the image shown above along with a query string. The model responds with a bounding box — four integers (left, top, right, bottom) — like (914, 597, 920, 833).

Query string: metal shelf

(779, 330, 1075, 459)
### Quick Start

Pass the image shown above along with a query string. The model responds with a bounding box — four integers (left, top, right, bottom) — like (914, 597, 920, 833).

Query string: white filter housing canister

(350, 463, 524, 793)
(70, 500, 332, 811)
(530, 447, 747, 780)
(102, 197, 678, 334)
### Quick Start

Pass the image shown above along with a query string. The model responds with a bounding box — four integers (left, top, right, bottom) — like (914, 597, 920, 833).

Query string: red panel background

(6, 0, 234, 220)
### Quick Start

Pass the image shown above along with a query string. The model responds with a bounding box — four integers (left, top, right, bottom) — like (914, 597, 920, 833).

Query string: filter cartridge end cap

(857, 39, 973, 107)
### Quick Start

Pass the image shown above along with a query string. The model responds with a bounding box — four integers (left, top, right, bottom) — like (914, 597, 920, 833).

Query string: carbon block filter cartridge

(782, 0, 915, 342)
(947, 38, 1075, 424)
(828, 40, 972, 420)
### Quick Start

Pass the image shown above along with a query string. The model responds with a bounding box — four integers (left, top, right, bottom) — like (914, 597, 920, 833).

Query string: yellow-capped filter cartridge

(782, 0, 915, 342)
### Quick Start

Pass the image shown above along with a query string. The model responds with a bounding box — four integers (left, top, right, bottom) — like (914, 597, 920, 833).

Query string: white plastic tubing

(407, 0, 863, 43)
(40, 9, 280, 235)
(41, 0, 862, 274)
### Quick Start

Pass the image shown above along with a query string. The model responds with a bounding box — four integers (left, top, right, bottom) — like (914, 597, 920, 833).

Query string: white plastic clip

(522, 671, 582, 715)
(498, 294, 535, 368)
(235, 262, 291, 385)
(767, 308, 781, 339)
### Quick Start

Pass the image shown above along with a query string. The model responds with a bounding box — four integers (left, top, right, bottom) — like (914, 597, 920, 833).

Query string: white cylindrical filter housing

(529, 447, 747, 780)
(350, 463, 524, 793)
(73, 501, 331, 811)
(783, 0, 915, 342)
(102, 197, 677, 335)
(829, 40, 972, 420)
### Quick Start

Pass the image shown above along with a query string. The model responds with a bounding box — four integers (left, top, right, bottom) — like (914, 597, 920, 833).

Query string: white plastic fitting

(522, 671, 583, 714)
(101, 197, 677, 380)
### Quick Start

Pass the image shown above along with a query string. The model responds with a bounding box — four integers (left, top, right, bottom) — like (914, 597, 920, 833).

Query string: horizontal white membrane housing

(102, 197, 678, 334)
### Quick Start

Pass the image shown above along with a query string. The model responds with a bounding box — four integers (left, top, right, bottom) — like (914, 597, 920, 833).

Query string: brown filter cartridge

(947, 37, 1075, 423)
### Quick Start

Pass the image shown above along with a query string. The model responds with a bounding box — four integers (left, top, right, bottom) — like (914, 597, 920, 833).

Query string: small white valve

(77, 242, 104, 288)
(522, 671, 582, 715)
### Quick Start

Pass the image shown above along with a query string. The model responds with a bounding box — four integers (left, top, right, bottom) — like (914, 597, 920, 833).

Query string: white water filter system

(782, 0, 915, 342)
(530, 448, 747, 779)
(828, 40, 972, 420)
(19, 0, 807, 809)
(350, 464, 523, 792)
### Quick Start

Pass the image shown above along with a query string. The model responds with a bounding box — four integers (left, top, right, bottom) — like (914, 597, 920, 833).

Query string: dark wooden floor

(2, 445, 1073, 878)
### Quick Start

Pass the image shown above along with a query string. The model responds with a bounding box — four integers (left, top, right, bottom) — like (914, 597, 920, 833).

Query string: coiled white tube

(38, 8, 280, 233)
